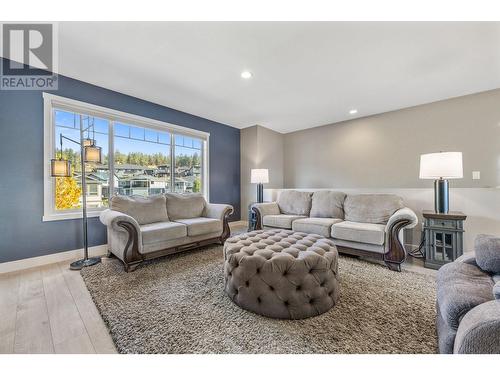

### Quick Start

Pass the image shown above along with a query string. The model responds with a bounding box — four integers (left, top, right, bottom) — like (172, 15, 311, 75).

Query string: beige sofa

(252, 190, 417, 271)
(100, 193, 233, 271)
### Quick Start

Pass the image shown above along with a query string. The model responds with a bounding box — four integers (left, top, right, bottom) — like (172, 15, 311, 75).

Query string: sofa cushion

(292, 218, 343, 237)
(175, 217, 222, 236)
(140, 221, 187, 244)
(437, 261, 494, 329)
(310, 191, 346, 219)
(474, 234, 500, 274)
(165, 193, 206, 220)
(277, 190, 312, 216)
(110, 195, 169, 225)
(344, 194, 404, 224)
(331, 221, 386, 245)
(262, 214, 307, 229)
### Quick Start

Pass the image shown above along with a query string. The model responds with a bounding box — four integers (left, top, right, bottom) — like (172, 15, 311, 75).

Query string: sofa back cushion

(277, 190, 312, 216)
(474, 234, 500, 274)
(344, 194, 403, 224)
(310, 191, 346, 219)
(165, 193, 206, 220)
(110, 195, 169, 225)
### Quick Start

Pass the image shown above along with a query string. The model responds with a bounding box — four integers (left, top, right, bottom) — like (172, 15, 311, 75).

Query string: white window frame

(43, 92, 210, 222)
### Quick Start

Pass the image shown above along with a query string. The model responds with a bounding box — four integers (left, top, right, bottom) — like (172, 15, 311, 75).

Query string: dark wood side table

(422, 210, 466, 269)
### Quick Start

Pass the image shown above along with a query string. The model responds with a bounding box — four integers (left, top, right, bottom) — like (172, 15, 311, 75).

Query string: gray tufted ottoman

(223, 229, 340, 319)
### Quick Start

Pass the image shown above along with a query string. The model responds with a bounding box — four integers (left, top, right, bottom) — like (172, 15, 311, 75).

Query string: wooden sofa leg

(385, 261, 401, 272)
(124, 261, 141, 273)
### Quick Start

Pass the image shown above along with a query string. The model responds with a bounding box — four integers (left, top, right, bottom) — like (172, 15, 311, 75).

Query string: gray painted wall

(239, 89, 500, 249)
(240, 125, 284, 219)
(0, 58, 240, 263)
(284, 89, 500, 189)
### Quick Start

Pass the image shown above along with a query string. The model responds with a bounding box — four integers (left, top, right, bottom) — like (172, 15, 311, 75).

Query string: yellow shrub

(55, 177, 82, 210)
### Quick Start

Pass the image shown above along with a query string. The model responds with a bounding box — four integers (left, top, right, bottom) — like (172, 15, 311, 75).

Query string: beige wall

(240, 125, 284, 219)
(241, 89, 500, 249)
(284, 89, 500, 189)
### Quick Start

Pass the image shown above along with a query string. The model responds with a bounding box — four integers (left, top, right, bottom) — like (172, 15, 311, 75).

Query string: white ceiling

(51, 23, 500, 132)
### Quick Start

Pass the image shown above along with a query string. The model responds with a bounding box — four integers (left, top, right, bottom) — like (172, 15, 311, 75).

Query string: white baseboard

(0, 245, 109, 275)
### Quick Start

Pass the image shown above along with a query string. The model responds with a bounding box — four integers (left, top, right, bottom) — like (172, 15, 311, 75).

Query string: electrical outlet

(472, 171, 481, 180)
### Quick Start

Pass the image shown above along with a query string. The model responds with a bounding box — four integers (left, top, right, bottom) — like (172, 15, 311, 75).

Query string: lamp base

(70, 256, 101, 271)
(434, 179, 449, 214)
(256, 183, 264, 203)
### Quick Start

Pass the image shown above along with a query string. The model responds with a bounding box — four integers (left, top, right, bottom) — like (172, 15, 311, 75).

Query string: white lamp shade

(419, 152, 463, 179)
(251, 169, 269, 184)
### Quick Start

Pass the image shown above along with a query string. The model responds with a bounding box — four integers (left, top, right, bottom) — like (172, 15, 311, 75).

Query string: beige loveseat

(100, 193, 233, 271)
(252, 190, 417, 271)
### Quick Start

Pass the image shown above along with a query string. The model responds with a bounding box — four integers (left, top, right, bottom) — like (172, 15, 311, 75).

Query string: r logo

(2, 23, 53, 76)
(1, 23, 58, 90)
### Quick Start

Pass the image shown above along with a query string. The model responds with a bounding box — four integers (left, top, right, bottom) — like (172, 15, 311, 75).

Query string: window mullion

(170, 133, 175, 193)
(109, 120, 115, 200)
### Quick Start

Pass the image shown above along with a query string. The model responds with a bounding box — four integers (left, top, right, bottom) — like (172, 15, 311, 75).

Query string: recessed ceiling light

(241, 70, 253, 79)
(349, 109, 358, 115)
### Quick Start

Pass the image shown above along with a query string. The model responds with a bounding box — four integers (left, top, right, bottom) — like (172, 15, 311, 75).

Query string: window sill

(42, 210, 104, 222)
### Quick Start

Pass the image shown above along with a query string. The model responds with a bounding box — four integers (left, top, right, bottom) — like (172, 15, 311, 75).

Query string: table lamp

(251, 169, 269, 203)
(419, 152, 463, 214)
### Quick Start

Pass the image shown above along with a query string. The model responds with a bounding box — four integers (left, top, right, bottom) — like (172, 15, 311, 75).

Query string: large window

(54, 111, 110, 211)
(44, 94, 209, 221)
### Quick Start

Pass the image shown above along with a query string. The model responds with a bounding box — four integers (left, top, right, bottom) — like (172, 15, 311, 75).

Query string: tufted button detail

(296, 285, 301, 291)
(269, 285, 274, 291)
(257, 297, 261, 303)
(256, 268, 260, 274)
(284, 301, 289, 306)
(245, 281, 250, 287)
(309, 299, 314, 304)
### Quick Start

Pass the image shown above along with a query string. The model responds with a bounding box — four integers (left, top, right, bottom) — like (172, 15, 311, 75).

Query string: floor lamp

(50, 114, 102, 270)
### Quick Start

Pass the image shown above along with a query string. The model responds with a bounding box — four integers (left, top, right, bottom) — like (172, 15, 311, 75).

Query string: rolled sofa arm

(99, 209, 143, 263)
(454, 300, 500, 354)
(204, 203, 234, 242)
(251, 202, 280, 230)
(385, 207, 418, 233)
(100, 209, 140, 232)
(204, 203, 234, 221)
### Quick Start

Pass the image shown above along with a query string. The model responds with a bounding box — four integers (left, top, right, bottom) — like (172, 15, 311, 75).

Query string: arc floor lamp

(50, 114, 102, 270)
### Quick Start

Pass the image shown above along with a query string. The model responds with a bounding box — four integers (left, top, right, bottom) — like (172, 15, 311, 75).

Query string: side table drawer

(428, 218, 460, 230)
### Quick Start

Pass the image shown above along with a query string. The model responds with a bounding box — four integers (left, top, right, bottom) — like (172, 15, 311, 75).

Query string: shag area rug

(81, 245, 438, 354)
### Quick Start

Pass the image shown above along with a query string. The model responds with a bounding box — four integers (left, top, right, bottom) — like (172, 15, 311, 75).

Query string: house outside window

(43, 93, 209, 221)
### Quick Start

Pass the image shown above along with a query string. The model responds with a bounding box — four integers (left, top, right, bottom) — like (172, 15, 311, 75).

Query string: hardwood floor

(0, 223, 434, 354)
(0, 260, 116, 354)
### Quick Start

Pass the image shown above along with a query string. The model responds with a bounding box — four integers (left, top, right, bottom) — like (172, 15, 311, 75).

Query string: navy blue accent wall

(0, 59, 240, 263)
